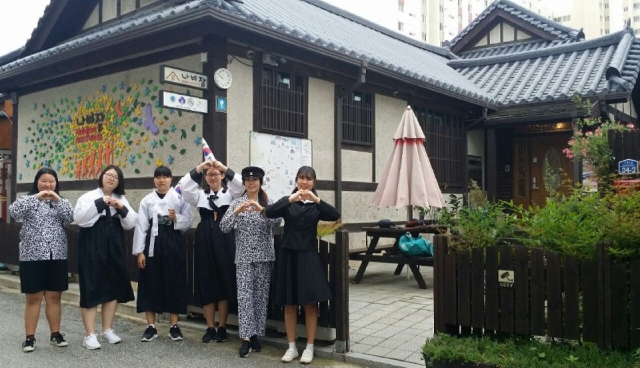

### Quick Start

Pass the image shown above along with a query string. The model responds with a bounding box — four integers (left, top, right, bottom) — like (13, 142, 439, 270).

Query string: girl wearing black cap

(220, 166, 282, 358)
(9, 168, 74, 352)
(264, 166, 340, 364)
(133, 166, 193, 342)
(177, 160, 243, 343)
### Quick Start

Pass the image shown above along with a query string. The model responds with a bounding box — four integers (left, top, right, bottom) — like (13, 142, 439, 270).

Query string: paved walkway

(348, 263, 434, 366)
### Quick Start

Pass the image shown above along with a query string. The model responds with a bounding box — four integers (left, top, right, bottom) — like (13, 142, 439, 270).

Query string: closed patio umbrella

(371, 106, 446, 209)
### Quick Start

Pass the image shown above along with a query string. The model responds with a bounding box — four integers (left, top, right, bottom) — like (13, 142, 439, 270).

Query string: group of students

(9, 160, 340, 364)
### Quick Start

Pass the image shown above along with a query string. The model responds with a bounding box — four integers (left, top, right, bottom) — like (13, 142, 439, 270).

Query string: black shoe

(50, 332, 68, 347)
(239, 340, 251, 358)
(141, 326, 158, 342)
(201, 327, 216, 343)
(215, 327, 228, 342)
(169, 325, 183, 341)
(250, 335, 261, 352)
(22, 337, 35, 353)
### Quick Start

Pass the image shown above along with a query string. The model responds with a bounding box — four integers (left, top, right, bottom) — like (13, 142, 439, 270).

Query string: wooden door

(513, 133, 573, 208)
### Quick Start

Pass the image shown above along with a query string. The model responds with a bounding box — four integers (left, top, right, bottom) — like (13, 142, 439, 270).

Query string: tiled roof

(0, 0, 493, 106)
(450, 0, 582, 48)
(451, 29, 640, 106)
(457, 39, 575, 59)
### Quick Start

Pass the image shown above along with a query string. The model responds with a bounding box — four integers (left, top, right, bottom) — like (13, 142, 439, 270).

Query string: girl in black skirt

(9, 168, 74, 352)
(178, 160, 243, 343)
(74, 165, 138, 350)
(133, 166, 193, 342)
(264, 166, 340, 364)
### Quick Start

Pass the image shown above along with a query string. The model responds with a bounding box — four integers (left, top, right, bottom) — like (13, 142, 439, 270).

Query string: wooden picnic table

(350, 225, 443, 289)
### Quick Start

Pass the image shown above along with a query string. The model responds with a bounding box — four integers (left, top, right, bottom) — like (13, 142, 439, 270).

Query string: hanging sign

(160, 65, 208, 90)
(159, 91, 208, 114)
(618, 159, 638, 175)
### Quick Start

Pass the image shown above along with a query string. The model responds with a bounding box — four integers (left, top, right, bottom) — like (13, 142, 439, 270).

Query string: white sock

(288, 341, 296, 350)
(305, 343, 314, 351)
(148, 324, 155, 328)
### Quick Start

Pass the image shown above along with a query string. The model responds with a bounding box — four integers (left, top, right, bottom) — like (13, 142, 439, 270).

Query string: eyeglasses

(104, 173, 119, 181)
(206, 173, 222, 178)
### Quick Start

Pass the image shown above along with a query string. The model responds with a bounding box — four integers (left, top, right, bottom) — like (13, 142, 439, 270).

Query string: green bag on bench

(398, 232, 433, 257)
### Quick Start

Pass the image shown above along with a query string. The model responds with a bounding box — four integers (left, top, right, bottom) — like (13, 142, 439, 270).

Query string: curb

(0, 274, 423, 368)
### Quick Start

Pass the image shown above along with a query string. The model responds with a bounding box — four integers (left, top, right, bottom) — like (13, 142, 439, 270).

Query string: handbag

(398, 232, 433, 257)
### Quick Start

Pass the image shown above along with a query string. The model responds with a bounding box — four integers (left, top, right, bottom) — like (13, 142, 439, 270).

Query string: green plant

(449, 199, 515, 251)
(423, 334, 638, 367)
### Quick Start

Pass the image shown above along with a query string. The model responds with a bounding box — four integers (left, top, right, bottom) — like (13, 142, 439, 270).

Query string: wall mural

(21, 79, 199, 181)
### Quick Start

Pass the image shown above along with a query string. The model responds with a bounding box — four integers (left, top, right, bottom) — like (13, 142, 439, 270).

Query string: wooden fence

(433, 235, 640, 349)
(0, 224, 350, 350)
(609, 129, 640, 163)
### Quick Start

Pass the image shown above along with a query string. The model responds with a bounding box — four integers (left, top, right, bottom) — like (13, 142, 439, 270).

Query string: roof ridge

(449, 29, 630, 69)
(298, 0, 454, 58)
(450, 0, 581, 48)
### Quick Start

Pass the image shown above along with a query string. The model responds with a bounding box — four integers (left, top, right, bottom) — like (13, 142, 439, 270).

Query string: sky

(3, 0, 51, 54)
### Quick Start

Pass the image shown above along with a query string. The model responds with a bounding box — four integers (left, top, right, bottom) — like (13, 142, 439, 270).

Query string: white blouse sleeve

(73, 190, 102, 228)
(132, 196, 150, 255)
(179, 170, 203, 208)
(117, 195, 138, 230)
(173, 196, 193, 231)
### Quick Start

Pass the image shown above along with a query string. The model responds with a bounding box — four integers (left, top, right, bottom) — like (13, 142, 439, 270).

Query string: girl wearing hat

(9, 168, 74, 352)
(178, 160, 243, 343)
(133, 166, 193, 342)
(220, 166, 281, 358)
(264, 166, 340, 364)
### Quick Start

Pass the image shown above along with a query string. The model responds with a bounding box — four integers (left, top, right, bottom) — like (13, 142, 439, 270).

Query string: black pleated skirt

(78, 216, 135, 308)
(194, 217, 237, 311)
(275, 247, 332, 306)
(136, 223, 187, 314)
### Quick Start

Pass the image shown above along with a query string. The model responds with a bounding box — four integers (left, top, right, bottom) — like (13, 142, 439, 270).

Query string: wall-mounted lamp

(262, 53, 287, 67)
(392, 90, 399, 97)
(0, 111, 13, 124)
(245, 49, 255, 59)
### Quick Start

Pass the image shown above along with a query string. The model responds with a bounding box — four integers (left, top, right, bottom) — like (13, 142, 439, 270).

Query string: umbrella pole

(406, 205, 412, 221)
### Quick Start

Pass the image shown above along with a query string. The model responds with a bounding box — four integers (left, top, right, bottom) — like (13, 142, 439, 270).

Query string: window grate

(341, 91, 374, 146)
(259, 68, 306, 136)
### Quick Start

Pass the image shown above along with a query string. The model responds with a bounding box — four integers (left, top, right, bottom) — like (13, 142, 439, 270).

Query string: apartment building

(322, 0, 551, 46)
(551, 0, 639, 39)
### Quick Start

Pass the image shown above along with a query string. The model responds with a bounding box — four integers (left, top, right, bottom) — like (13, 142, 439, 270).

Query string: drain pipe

(334, 61, 367, 215)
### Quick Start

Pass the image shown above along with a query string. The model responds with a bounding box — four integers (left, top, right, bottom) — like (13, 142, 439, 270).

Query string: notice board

(250, 132, 312, 199)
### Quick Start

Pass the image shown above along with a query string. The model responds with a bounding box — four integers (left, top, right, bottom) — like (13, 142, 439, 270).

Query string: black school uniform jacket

(265, 197, 340, 252)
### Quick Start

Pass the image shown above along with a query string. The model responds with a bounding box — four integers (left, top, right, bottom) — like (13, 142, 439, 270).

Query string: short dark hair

(154, 166, 172, 178)
(29, 168, 60, 195)
(98, 165, 126, 195)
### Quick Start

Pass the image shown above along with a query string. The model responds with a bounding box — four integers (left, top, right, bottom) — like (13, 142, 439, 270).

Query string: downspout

(334, 61, 367, 215)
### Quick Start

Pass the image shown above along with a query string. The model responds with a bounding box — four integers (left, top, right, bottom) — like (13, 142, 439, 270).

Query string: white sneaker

(300, 349, 314, 364)
(281, 348, 299, 363)
(83, 334, 101, 350)
(102, 328, 122, 344)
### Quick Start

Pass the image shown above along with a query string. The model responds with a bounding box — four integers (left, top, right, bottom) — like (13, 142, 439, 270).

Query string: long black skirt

(275, 247, 332, 306)
(78, 216, 134, 308)
(194, 217, 237, 311)
(137, 223, 187, 314)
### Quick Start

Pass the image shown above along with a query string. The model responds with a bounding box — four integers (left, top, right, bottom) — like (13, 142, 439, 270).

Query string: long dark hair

(291, 165, 318, 196)
(28, 168, 60, 195)
(98, 165, 126, 195)
(243, 177, 269, 208)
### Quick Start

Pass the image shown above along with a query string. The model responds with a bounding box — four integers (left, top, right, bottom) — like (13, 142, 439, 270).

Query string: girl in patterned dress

(178, 160, 243, 343)
(9, 168, 74, 352)
(74, 165, 138, 350)
(264, 166, 341, 364)
(220, 166, 281, 358)
(133, 166, 193, 342)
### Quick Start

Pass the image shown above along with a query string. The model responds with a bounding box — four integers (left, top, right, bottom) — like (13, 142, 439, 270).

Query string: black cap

(241, 166, 265, 179)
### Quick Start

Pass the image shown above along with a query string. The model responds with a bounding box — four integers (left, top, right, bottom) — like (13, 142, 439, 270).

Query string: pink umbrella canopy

(371, 106, 446, 209)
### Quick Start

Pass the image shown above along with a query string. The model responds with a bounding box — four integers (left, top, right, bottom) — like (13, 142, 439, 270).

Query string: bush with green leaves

(449, 199, 516, 252)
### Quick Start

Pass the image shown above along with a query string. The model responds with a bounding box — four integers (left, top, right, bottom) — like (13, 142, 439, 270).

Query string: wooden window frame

(253, 65, 308, 138)
(340, 91, 374, 147)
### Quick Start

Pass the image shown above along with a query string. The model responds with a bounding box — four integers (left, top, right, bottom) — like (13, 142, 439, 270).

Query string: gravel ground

(0, 286, 359, 368)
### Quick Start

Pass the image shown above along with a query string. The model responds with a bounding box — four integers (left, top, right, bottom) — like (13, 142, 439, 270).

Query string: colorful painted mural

(22, 79, 200, 180)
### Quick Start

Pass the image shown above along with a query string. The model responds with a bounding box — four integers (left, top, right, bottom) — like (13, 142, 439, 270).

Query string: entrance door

(513, 133, 573, 208)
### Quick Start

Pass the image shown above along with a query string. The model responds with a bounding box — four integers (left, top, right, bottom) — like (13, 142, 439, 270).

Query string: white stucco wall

(467, 129, 484, 157)
(342, 150, 372, 181)
(307, 78, 335, 181)
(374, 94, 407, 179)
(17, 55, 203, 192)
(226, 57, 253, 171)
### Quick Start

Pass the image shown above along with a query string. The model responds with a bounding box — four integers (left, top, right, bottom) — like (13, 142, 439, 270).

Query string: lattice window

(414, 106, 465, 188)
(341, 91, 374, 146)
(259, 68, 306, 137)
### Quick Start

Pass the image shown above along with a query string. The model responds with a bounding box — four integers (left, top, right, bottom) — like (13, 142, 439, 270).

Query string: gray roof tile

(452, 29, 640, 105)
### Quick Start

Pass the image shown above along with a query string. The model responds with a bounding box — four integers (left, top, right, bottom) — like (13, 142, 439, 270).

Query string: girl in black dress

(264, 166, 340, 364)
(178, 160, 242, 343)
(133, 166, 193, 342)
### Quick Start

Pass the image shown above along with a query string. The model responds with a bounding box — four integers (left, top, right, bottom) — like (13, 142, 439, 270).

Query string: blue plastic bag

(398, 232, 433, 256)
